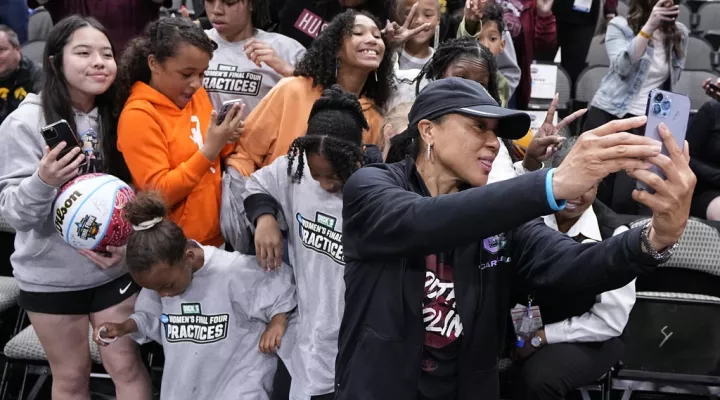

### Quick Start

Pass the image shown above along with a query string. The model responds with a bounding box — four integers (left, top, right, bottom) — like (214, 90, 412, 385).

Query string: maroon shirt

(510, 0, 557, 109)
(29, 0, 165, 52)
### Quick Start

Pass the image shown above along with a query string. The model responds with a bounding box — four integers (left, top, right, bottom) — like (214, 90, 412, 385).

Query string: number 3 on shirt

(190, 115, 216, 174)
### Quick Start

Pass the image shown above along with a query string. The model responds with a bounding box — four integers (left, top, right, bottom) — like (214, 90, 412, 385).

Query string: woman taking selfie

(0, 16, 150, 399)
(335, 77, 696, 400)
(584, 0, 688, 212)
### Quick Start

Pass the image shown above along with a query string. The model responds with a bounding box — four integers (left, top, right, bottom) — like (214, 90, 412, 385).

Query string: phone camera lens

(654, 93, 664, 103)
(653, 103, 662, 115)
(661, 99, 671, 111)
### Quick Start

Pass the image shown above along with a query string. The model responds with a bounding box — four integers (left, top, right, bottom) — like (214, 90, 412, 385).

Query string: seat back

(575, 66, 609, 103)
(629, 218, 720, 275)
(698, 2, 720, 32)
(622, 294, 720, 376)
(675, 69, 719, 112)
(528, 64, 572, 110)
(678, 2, 692, 30)
(685, 36, 714, 70)
(586, 35, 610, 67)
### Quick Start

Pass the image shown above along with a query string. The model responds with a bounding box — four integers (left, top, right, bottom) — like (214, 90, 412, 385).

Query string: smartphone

(637, 89, 690, 193)
(216, 99, 244, 125)
(41, 119, 84, 163)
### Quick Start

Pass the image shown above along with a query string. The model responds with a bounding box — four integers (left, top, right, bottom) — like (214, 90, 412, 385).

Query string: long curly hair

(115, 17, 216, 118)
(293, 9, 394, 110)
(287, 85, 369, 185)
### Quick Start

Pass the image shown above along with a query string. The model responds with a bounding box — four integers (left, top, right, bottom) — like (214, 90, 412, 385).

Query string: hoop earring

(335, 59, 339, 79)
(426, 142, 432, 161)
(374, 70, 378, 81)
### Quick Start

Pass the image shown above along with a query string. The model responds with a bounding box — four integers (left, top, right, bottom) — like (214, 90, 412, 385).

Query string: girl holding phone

(582, 0, 688, 213)
(116, 17, 244, 247)
(0, 16, 151, 399)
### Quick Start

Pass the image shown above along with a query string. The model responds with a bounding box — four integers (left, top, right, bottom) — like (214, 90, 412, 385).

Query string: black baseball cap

(407, 77, 531, 140)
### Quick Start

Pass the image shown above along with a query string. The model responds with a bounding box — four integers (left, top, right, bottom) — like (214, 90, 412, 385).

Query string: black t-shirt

(0, 57, 43, 125)
(418, 252, 464, 400)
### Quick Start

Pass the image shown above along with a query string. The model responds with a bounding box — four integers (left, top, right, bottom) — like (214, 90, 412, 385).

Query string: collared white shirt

(541, 206, 637, 344)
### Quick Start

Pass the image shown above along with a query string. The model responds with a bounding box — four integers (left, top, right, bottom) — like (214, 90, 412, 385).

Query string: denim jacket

(591, 17, 688, 118)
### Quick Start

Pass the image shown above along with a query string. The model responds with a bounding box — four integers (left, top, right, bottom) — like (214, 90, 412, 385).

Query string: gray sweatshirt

(244, 156, 345, 398)
(0, 94, 126, 292)
(130, 245, 297, 400)
(204, 29, 306, 115)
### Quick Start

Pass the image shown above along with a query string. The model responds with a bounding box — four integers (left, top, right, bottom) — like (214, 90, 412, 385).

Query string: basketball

(53, 173, 135, 252)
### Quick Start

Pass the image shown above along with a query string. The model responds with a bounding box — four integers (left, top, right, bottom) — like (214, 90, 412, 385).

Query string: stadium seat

(2, 323, 109, 400)
(585, 35, 610, 67)
(617, 2, 629, 16)
(677, 2, 693, 31)
(528, 64, 572, 111)
(698, 2, 720, 33)
(574, 66, 608, 104)
(610, 218, 720, 398)
(685, 36, 714, 70)
(675, 69, 719, 112)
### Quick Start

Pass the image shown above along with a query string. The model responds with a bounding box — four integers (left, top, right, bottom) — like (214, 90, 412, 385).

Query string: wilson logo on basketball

(54, 190, 83, 236)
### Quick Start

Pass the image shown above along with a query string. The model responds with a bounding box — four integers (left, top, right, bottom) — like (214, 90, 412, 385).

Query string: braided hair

(387, 37, 507, 163)
(286, 85, 369, 185)
(415, 36, 500, 104)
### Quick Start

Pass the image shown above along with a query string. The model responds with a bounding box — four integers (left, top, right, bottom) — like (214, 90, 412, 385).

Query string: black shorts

(19, 274, 141, 315)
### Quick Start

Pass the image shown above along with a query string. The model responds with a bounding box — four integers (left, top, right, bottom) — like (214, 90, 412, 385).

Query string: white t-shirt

(398, 47, 435, 71)
(628, 31, 669, 116)
(203, 29, 306, 116)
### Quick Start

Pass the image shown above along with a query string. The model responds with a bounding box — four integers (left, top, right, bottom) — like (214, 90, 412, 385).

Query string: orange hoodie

(225, 76, 383, 176)
(117, 82, 233, 246)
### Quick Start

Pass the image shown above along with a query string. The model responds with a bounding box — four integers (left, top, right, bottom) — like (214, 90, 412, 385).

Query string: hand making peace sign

(382, 3, 432, 49)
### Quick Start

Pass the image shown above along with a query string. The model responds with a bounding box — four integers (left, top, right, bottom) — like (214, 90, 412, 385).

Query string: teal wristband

(545, 168, 567, 211)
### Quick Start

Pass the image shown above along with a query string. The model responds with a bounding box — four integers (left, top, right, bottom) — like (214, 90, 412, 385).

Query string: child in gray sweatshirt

(94, 192, 297, 400)
(243, 86, 371, 399)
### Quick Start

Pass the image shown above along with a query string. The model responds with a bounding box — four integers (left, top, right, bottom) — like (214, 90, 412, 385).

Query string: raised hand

(463, 0, 488, 34)
(244, 38, 294, 77)
(38, 143, 85, 187)
(552, 116, 663, 201)
(642, 0, 679, 34)
(382, 3, 432, 48)
(702, 77, 720, 101)
(523, 95, 588, 170)
(628, 123, 696, 250)
(536, 0, 554, 17)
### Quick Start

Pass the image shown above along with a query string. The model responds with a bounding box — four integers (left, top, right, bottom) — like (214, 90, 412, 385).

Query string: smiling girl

(0, 16, 150, 400)
(116, 17, 244, 246)
(225, 9, 391, 177)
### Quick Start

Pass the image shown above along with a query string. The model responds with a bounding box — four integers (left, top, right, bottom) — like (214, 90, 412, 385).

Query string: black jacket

(336, 158, 660, 400)
(0, 56, 43, 125)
